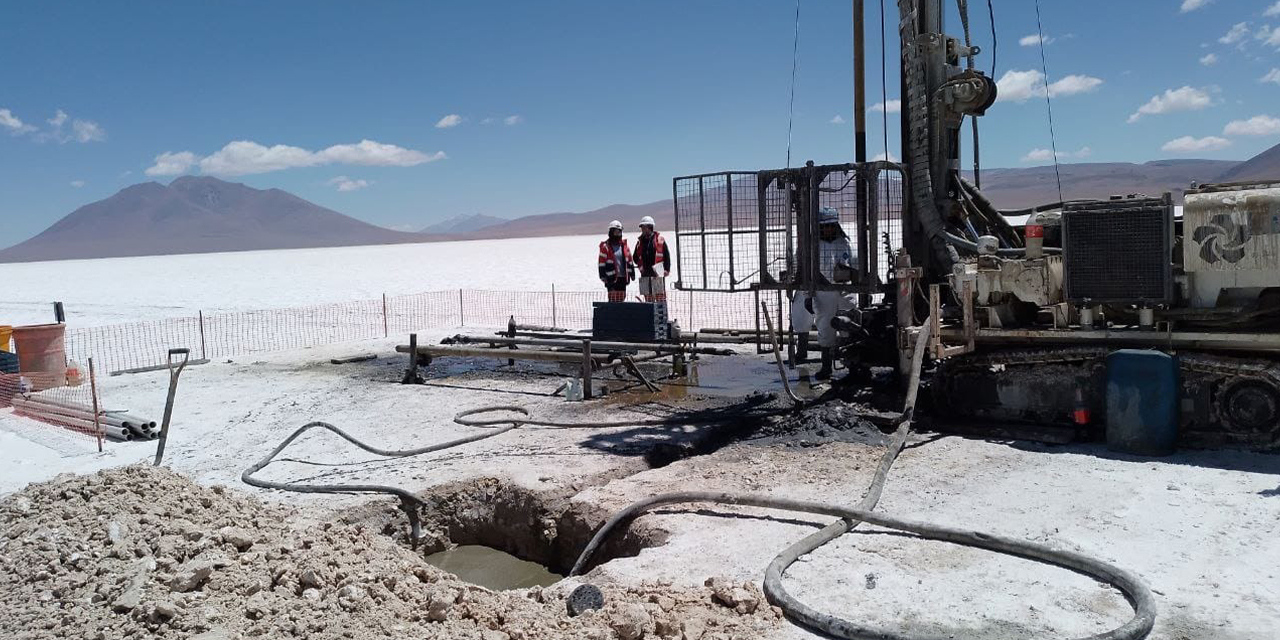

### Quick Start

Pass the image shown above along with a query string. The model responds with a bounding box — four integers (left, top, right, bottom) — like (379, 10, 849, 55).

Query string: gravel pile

(0, 465, 782, 639)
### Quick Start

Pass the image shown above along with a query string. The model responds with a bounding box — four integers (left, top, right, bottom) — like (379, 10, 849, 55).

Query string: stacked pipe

(11, 394, 156, 441)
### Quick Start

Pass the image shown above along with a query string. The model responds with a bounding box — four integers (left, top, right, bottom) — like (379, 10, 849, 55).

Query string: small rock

(107, 522, 124, 545)
(153, 601, 179, 619)
(864, 573, 878, 590)
(299, 568, 324, 589)
(301, 588, 321, 602)
(168, 561, 215, 592)
(112, 586, 143, 612)
(655, 615, 681, 637)
(681, 618, 707, 640)
(427, 590, 455, 621)
(337, 584, 363, 599)
(218, 527, 255, 551)
(481, 631, 510, 640)
(610, 603, 651, 640)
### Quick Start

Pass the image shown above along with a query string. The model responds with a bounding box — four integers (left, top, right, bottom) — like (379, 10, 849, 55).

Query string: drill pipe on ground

(396, 344, 617, 364)
(10, 402, 132, 441)
(443, 335, 735, 356)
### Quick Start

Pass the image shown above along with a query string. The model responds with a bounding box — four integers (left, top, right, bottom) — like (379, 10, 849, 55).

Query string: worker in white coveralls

(789, 289, 815, 365)
(812, 206, 856, 380)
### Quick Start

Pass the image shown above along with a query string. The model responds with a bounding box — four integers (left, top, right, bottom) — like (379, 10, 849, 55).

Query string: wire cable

(987, 0, 996, 78)
(879, 0, 890, 162)
(786, 0, 802, 168)
(1034, 0, 1065, 203)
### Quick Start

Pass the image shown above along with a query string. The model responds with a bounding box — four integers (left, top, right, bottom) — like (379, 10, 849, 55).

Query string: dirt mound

(749, 401, 889, 448)
(0, 465, 781, 639)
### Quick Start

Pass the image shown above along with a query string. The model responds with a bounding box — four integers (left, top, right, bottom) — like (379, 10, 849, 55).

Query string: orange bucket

(0, 325, 11, 352)
(12, 323, 67, 390)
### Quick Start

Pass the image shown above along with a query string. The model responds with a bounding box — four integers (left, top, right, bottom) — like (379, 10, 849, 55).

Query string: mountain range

(2, 142, 1278, 263)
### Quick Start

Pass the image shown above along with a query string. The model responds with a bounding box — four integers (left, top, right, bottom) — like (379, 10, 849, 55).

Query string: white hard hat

(608, 220, 623, 231)
(638, 216, 656, 228)
(818, 207, 840, 225)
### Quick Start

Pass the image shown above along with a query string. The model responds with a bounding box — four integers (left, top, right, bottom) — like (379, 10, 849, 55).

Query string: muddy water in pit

(424, 545, 564, 590)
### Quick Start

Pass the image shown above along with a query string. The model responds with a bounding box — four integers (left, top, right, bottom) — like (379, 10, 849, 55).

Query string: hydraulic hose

(241, 404, 794, 544)
(568, 320, 1156, 640)
(569, 491, 1155, 640)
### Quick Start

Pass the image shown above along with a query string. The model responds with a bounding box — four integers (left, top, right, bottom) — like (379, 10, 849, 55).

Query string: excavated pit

(347, 475, 669, 585)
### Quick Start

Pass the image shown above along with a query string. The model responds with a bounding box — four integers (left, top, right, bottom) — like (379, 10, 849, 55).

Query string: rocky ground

(0, 465, 782, 640)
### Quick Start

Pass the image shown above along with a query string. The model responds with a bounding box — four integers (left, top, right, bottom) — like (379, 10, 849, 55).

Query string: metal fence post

(198, 310, 207, 361)
(382, 293, 389, 338)
(551, 283, 558, 328)
(458, 289, 465, 327)
(581, 339, 593, 400)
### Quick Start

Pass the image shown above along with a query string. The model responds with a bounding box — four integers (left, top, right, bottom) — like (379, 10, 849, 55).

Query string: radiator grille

(1062, 195, 1173, 304)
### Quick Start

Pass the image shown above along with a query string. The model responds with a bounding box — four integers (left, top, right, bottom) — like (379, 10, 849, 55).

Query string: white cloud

(435, 114, 463, 128)
(1258, 24, 1280, 48)
(1199, 53, 1218, 66)
(1021, 146, 1091, 163)
(1018, 33, 1054, 47)
(37, 109, 105, 143)
(1220, 22, 1250, 44)
(1262, 68, 1280, 84)
(1180, 0, 1211, 13)
(146, 140, 445, 177)
(70, 119, 105, 142)
(1267, 2, 1280, 17)
(1048, 75, 1104, 97)
(1223, 114, 1280, 136)
(145, 151, 198, 176)
(503, 115, 523, 126)
(326, 176, 371, 192)
(0, 108, 34, 134)
(70, 180, 85, 188)
(1161, 135, 1231, 153)
(996, 70, 1104, 103)
(1127, 86, 1214, 122)
(1022, 148, 1055, 162)
(871, 99, 901, 113)
(829, 114, 845, 124)
(480, 117, 496, 125)
(872, 151, 900, 162)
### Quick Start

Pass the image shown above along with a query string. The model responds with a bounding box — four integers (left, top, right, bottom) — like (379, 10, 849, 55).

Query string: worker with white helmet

(811, 206, 856, 380)
(632, 215, 671, 304)
(598, 220, 635, 302)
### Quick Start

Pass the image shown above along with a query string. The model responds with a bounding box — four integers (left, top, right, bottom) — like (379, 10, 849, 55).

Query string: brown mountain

(0, 177, 438, 263)
(459, 201, 674, 240)
(1214, 141, 1280, 183)
(970, 159, 1241, 209)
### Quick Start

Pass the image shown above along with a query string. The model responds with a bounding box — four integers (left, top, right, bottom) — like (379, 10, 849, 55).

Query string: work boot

(794, 334, 810, 365)
(815, 348, 833, 381)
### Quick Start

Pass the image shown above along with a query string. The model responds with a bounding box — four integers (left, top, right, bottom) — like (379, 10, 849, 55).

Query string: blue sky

(3, 0, 1279, 242)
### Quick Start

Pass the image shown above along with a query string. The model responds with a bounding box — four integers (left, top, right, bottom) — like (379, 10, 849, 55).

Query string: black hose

(569, 320, 1156, 640)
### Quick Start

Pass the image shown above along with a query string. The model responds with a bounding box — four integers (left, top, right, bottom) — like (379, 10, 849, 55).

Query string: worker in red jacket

(632, 215, 671, 303)
(598, 220, 635, 302)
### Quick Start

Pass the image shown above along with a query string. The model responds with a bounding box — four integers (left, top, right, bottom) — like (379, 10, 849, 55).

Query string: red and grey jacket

(633, 233, 671, 278)
(598, 239, 635, 285)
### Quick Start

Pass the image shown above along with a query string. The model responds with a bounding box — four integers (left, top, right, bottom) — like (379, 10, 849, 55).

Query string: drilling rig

(671, 0, 1280, 450)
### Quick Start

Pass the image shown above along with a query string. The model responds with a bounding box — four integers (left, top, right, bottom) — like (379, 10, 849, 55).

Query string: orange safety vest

(633, 233, 668, 277)
(598, 239, 633, 284)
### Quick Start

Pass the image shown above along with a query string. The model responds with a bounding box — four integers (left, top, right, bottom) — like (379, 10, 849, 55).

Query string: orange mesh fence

(51, 288, 771, 377)
(2, 360, 105, 448)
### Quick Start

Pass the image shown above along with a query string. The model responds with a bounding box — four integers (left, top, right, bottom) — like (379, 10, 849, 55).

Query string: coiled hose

(568, 321, 1156, 640)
